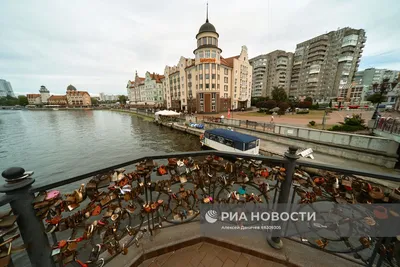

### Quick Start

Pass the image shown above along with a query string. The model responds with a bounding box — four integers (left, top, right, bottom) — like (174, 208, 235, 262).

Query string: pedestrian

(270, 115, 274, 123)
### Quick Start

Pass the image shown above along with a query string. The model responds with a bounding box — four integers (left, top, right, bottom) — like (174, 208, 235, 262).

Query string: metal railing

(376, 117, 400, 136)
(1, 148, 400, 267)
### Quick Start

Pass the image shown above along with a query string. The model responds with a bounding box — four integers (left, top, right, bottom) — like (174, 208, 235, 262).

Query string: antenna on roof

(206, 2, 209, 23)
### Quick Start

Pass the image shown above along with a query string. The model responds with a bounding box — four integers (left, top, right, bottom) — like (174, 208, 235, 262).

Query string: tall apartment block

(0, 79, 15, 98)
(289, 27, 366, 101)
(250, 50, 293, 98)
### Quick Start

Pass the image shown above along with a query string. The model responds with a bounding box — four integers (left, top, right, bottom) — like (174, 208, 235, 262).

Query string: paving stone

(244, 254, 263, 267)
(234, 254, 250, 267)
(163, 252, 190, 267)
(155, 252, 173, 266)
(217, 247, 241, 263)
(222, 258, 236, 267)
(209, 256, 224, 267)
(259, 259, 287, 267)
(138, 259, 155, 267)
(189, 251, 207, 267)
(201, 251, 217, 266)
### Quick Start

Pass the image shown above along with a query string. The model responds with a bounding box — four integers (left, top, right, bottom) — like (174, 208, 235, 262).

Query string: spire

(206, 2, 209, 23)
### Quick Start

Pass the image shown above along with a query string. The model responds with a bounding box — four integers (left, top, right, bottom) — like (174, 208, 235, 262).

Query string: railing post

(267, 146, 299, 249)
(0, 168, 55, 267)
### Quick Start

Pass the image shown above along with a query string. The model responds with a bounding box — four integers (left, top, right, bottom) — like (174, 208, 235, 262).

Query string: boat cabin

(200, 128, 260, 155)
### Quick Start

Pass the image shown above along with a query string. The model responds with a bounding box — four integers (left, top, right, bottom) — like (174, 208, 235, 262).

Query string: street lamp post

(371, 78, 398, 120)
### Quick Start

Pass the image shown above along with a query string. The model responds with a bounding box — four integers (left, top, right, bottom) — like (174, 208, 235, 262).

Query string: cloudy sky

(1, 0, 399, 96)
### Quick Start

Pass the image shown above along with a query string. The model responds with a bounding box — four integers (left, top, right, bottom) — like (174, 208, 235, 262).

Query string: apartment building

(349, 68, 400, 104)
(290, 27, 366, 102)
(0, 79, 15, 98)
(250, 50, 293, 98)
(162, 11, 252, 113)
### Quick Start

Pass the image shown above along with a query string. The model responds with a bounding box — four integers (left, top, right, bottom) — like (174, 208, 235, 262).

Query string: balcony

(1, 149, 400, 267)
(338, 56, 354, 62)
(308, 77, 319, 83)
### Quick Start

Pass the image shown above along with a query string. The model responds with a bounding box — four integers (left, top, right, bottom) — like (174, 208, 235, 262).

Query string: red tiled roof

(149, 73, 165, 83)
(66, 91, 90, 96)
(221, 56, 239, 68)
(27, 94, 40, 98)
(48, 95, 67, 100)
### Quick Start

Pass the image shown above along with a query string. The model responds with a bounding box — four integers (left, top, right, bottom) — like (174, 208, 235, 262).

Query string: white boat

(200, 128, 260, 155)
(53, 108, 59, 111)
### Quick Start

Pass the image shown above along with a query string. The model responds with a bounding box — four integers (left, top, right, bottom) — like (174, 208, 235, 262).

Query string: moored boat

(200, 128, 260, 155)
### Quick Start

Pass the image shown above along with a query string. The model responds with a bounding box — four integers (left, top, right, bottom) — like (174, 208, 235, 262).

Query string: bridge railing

(376, 117, 400, 135)
(1, 148, 399, 267)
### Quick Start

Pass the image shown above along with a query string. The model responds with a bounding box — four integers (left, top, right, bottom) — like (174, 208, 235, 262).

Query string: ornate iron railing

(0, 148, 399, 267)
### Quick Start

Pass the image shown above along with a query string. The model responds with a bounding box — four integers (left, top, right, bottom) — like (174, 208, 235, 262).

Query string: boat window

(205, 132, 210, 138)
(233, 141, 244, 150)
(225, 139, 233, 147)
(209, 134, 216, 141)
(246, 141, 257, 150)
(256, 140, 259, 146)
(217, 136, 225, 144)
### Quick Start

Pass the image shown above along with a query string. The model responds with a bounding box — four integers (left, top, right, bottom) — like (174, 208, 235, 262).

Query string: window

(205, 74, 210, 79)
(199, 74, 203, 79)
(212, 64, 216, 69)
(202, 38, 206, 45)
(212, 74, 216, 79)
(212, 105, 216, 111)
(224, 77, 228, 83)
(197, 39, 201, 47)
(205, 50, 210, 58)
(217, 65, 220, 70)
(212, 93, 216, 99)
(217, 84, 220, 89)
(205, 64, 209, 69)
(224, 85, 228, 91)
(224, 68, 228, 75)
(199, 84, 203, 89)
(224, 93, 228, 98)
(199, 93, 204, 99)
(199, 51, 204, 58)
(246, 141, 257, 150)
(200, 105, 204, 111)
(211, 51, 216, 58)
(218, 74, 220, 80)
(212, 84, 215, 89)
(206, 84, 210, 89)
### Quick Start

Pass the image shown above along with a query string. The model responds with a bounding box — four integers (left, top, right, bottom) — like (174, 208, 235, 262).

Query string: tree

(0, 96, 19, 106)
(91, 97, 99, 106)
(298, 101, 312, 109)
(367, 93, 387, 104)
(305, 97, 313, 103)
(271, 87, 288, 103)
(118, 95, 127, 104)
(17, 95, 29, 106)
(328, 100, 332, 108)
(278, 102, 290, 112)
(265, 100, 277, 110)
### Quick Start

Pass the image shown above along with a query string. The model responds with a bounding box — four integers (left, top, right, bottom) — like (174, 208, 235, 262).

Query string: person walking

(270, 115, 274, 123)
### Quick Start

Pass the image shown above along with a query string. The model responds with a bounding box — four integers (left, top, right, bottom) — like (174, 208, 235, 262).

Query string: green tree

(304, 97, 313, 103)
(118, 95, 127, 104)
(91, 97, 99, 106)
(367, 93, 387, 104)
(18, 95, 29, 106)
(271, 87, 288, 103)
(0, 96, 19, 106)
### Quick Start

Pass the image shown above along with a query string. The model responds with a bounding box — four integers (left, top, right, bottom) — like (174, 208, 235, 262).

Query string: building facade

(66, 85, 91, 107)
(349, 68, 400, 104)
(48, 95, 68, 106)
(99, 93, 120, 102)
(27, 86, 51, 105)
(163, 13, 252, 113)
(0, 79, 15, 98)
(289, 27, 366, 102)
(140, 72, 164, 104)
(250, 50, 293, 98)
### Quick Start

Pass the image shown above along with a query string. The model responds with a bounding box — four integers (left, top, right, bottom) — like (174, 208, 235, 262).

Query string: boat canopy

(205, 128, 258, 143)
(154, 110, 181, 116)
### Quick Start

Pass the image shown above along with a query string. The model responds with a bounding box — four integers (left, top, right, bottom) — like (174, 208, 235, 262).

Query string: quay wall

(110, 109, 398, 168)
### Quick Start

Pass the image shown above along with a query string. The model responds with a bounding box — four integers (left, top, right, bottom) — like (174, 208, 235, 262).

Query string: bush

(309, 121, 316, 126)
(296, 110, 310, 114)
(298, 101, 312, 109)
(328, 125, 365, 132)
(345, 114, 365, 126)
(310, 103, 320, 110)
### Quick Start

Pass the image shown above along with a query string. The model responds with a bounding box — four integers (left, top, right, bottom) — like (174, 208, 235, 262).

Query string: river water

(0, 110, 201, 187)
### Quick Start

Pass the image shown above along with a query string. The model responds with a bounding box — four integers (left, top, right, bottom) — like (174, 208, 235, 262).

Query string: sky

(1, 0, 399, 96)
